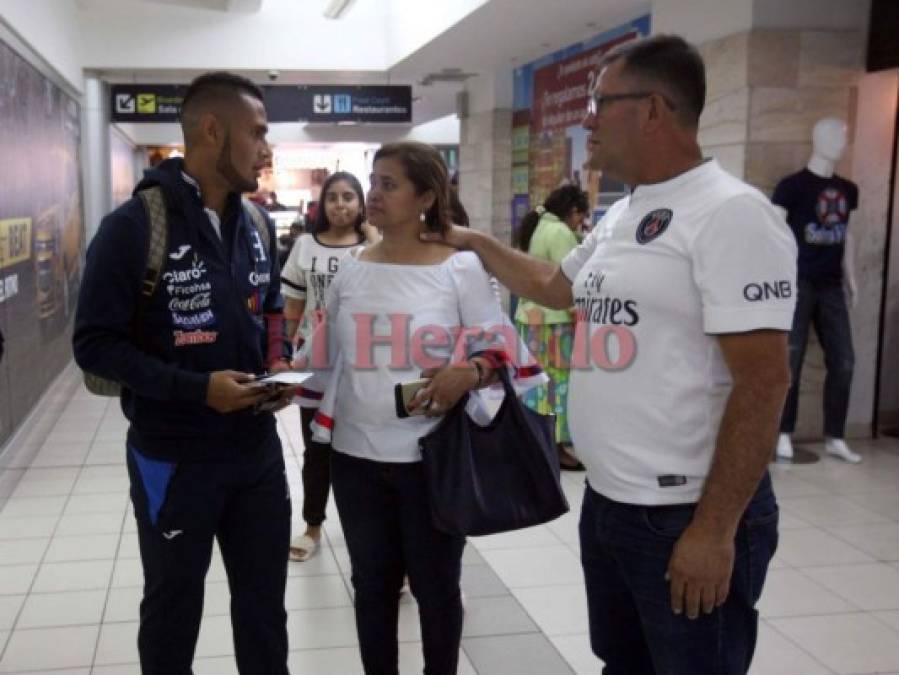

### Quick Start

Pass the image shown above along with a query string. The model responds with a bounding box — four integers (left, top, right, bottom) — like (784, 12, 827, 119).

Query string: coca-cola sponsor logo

(168, 292, 211, 311)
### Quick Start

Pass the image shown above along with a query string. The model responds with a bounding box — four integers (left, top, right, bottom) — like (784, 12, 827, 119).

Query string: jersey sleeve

(280, 235, 307, 301)
(691, 193, 798, 334)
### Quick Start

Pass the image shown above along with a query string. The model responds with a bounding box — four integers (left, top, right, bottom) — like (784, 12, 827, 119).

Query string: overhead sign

(111, 85, 185, 122)
(110, 84, 412, 124)
(297, 85, 412, 123)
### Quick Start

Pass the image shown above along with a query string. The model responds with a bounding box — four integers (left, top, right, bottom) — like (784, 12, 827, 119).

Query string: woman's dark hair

(449, 187, 470, 228)
(516, 185, 589, 252)
(312, 171, 365, 235)
(373, 142, 450, 233)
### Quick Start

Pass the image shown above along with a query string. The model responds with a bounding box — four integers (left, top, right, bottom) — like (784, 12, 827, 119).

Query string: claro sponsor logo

(743, 281, 793, 302)
(163, 260, 206, 284)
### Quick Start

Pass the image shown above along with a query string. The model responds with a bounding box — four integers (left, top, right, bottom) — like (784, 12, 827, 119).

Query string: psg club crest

(816, 188, 848, 227)
(636, 208, 673, 244)
(805, 187, 849, 246)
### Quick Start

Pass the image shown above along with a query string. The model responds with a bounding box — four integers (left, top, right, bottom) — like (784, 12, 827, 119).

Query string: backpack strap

(82, 185, 168, 397)
(242, 198, 270, 256)
(137, 186, 169, 299)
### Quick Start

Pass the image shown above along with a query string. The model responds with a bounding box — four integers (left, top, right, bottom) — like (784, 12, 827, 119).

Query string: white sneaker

(775, 433, 794, 461)
(825, 438, 862, 464)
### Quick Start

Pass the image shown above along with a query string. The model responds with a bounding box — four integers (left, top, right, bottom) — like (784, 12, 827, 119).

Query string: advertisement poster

(0, 38, 85, 448)
(511, 16, 650, 239)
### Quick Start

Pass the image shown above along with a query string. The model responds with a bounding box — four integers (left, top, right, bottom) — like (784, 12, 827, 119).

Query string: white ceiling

(81, 0, 649, 138)
(132, 0, 270, 11)
(390, 0, 650, 77)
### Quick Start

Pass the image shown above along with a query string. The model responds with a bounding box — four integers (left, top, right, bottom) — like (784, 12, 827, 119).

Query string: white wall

(753, 0, 869, 32)
(0, 0, 83, 92)
(653, 0, 868, 44)
(651, 0, 752, 42)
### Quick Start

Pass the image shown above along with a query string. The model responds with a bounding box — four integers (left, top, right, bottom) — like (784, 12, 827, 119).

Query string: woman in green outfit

(515, 185, 590, 470)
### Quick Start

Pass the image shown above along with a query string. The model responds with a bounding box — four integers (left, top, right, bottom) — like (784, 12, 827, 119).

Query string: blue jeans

(780, 278, 855, 438)
(579, 473, 778, 675)
(330, 450, 465, 675)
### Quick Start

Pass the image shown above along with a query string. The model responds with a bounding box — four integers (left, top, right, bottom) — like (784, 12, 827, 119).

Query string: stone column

(655, 0, 885, 441)
(459, 108, 512, 240)
(457, 71, 514, 307)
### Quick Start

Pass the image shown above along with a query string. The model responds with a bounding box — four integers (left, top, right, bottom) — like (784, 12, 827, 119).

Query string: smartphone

(394, 378, 430, 418)
(251, 381, 293, 414)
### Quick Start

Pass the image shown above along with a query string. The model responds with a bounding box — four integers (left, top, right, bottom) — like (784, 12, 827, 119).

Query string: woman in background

(280, 170, 367, 561)
(514, 185, 589, 470)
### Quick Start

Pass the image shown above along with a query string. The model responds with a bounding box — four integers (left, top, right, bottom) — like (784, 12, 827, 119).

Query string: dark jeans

(780, 278, 855, 438)
(579, 473, 778, 675)
(126, 433, 291, 675)
(300, 406, 331, 526)
(330, 450, 465, 675)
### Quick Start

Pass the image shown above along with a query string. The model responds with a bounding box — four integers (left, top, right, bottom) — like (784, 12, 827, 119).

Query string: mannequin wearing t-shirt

(773, 117, 861, 463)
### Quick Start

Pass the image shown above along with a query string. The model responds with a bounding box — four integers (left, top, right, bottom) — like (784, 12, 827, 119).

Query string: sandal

(289, 534, 320, 562)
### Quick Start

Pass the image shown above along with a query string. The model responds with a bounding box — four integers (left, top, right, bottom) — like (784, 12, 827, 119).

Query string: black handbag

(419, 367, 570, 537)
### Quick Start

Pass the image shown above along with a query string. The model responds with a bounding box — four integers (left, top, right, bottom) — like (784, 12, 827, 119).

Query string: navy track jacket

(73, 158, 291, 462)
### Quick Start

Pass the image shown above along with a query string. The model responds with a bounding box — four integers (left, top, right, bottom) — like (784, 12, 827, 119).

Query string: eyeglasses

(586, 91, 677, 116)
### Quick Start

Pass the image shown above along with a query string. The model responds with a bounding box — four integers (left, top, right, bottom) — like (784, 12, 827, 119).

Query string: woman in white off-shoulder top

(305, 142, 542, 675)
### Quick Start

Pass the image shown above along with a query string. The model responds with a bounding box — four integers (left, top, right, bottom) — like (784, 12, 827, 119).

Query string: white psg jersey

(561, 160, 797, 505)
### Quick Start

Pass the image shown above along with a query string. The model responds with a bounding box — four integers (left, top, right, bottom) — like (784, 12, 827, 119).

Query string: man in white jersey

(426, 35, 796, 674)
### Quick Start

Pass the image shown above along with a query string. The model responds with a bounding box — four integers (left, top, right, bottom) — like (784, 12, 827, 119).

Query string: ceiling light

(323, 0, 352, 19)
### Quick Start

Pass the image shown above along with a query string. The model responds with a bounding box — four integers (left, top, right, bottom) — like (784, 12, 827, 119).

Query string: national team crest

(636, 208, 673, 244)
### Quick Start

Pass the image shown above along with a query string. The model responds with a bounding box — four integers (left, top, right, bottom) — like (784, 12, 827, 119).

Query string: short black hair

(180, 71, 264, 139)
(516, 184, 588, 252)
(602, 34, 706, 127)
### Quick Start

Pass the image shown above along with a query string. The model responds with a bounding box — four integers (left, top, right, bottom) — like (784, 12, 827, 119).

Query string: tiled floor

(3, 376, 899, 673)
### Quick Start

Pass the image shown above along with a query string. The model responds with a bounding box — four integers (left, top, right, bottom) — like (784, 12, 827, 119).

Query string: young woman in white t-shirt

(311, 142, 535, 675)
(280, 171, 368, 562)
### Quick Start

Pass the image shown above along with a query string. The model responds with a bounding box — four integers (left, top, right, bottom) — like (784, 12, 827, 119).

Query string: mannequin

(772, 117, 861, 463)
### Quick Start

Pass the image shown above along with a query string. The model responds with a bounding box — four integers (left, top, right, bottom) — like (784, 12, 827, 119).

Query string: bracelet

(470, 359, 485, 388)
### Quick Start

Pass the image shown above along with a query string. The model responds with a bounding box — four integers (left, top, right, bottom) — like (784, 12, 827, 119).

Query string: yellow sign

(137, 93, 157, 114)
(0, 218, 32, 269)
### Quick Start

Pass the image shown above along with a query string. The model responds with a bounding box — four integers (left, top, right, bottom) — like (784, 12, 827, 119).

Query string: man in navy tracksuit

(73, 73, 292, 675)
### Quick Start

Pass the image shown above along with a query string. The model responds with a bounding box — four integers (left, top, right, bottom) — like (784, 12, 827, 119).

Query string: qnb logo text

(743, 281, 793, 302)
